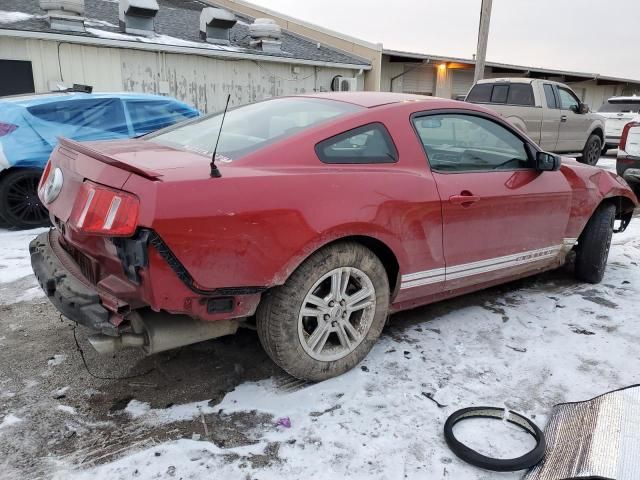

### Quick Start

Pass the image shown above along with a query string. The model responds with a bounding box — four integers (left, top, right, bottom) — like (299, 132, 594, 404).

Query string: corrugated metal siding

(451, 69, 474, 96)
(402, 64, 435, 95)
(0, 37, 355, 113)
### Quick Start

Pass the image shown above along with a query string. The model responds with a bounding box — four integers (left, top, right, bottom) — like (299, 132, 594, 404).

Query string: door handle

(449, 193, 481, 206)
(561, 115, 567, 122)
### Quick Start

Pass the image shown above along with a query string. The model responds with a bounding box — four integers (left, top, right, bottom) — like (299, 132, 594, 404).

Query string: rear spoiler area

(58, 137, 163, 180)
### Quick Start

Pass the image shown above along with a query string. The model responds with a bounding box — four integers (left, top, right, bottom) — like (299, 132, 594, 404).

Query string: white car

(598, 96, 640, 154)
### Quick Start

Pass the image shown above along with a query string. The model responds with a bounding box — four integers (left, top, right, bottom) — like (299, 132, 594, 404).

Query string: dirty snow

(0, 228, 48, 305)
(0, 414, 23, 429)
(0, 11, 34, 23)
(48, 354, 67, 367)
(56, 405, 77, 415)
(55, 213, 640, 480)
(85, 27, 244, 52)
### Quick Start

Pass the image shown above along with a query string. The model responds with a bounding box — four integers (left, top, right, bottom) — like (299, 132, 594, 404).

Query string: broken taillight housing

(69, 181, 139, 236)
(619, 121, 640, 151)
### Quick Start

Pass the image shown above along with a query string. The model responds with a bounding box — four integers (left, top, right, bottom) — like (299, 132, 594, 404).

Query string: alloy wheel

(297, 267, 376, 362)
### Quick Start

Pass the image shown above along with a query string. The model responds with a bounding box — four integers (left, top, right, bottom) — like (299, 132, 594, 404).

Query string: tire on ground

(257, 242, 390, 381)
(575, 203, 616, 284)
(0, 168, 48, 229)
(578, 134, 602, 166)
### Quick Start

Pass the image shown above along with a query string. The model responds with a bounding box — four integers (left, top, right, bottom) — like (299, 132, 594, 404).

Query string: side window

(316, 123, 397, 164)
(466, 84, 492, 103)
(412, 113, 532, 172)
(507, 84, 534, 106)
(543, 84, 557, 109)
(490, 85, 509, 103)
(127, 101, 196, 136)
(28, 98, 128, 134)
(557, 87, 580, 111)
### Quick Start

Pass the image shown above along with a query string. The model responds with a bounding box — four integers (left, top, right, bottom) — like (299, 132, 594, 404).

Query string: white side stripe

(400, 241, 572, 290)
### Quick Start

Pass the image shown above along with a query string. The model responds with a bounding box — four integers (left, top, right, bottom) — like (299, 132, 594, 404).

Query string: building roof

(384, 49, 640, 86)
(0, 0, 371, 69)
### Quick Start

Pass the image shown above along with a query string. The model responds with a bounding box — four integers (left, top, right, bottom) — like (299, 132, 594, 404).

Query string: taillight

(38, 161, 53, 193)
(0, 122, 18, 137)
(619, 121, 640, 151)
(69, 181, 139, 237)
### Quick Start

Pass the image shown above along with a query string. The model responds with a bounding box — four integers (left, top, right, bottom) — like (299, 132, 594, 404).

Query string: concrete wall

(0, 37, 354, 113)
(205, 0, 382, 91)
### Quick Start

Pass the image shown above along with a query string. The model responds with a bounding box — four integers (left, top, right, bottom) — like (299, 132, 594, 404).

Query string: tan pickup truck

(466, 78, 605, 165)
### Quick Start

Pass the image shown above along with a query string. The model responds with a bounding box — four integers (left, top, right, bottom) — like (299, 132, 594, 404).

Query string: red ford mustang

(31, 93, 637, 381)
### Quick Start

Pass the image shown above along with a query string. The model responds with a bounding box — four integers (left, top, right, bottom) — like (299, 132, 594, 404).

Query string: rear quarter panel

(125, 103, 445, 298)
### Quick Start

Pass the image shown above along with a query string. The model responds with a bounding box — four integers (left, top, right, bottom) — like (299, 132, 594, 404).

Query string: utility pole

(474, 0, 493, 83)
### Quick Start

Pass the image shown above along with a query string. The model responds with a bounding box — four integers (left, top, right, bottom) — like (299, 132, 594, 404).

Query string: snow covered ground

(1, 154, 639, 480)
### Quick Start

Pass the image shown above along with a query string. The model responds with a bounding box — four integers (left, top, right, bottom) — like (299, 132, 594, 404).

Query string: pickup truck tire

(574, 203, 615, 284)
(0, 168, 49, 229)
(257, 242, 390, 381)
(579, 134, 602, 166)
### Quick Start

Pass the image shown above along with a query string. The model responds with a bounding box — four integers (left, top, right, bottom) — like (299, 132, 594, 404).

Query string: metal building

(0, 0, 371, 112)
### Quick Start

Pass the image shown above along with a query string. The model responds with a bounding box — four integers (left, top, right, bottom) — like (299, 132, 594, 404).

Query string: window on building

(412, 113, 531, 172)
(0, 60, 35, 97)
(543, 84, 558, 109)
(316, 123, 398, 164)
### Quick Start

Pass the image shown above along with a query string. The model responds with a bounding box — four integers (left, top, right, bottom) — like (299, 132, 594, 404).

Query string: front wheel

(575, 203, 615, 284)
(578, 134, 602, 166)
(257, 242, 390, 381)
(0, 169, 49, 229)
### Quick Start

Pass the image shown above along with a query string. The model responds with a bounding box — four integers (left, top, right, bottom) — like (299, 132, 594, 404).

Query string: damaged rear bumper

(29, 230, 118, 336)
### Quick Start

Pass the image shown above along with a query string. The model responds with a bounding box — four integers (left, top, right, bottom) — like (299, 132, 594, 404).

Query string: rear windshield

(598, 101, 640, 113)
(148, 97, 363, 159)
(466, 83, 535, 106)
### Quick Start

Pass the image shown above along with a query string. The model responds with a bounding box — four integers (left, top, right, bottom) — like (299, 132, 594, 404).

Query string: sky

(249, 0, 640, 80)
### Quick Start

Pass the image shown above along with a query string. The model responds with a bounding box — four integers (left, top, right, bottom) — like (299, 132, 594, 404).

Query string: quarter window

(543, 84, 558, 109)
(316, 123, 397, 164)
(412, 113, 532, 172)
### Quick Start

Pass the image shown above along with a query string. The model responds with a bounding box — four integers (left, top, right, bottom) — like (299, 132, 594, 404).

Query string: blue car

(0, 92, 199, 228)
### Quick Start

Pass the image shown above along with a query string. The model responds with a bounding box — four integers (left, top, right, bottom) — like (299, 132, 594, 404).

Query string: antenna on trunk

(210, 93, 231, 178)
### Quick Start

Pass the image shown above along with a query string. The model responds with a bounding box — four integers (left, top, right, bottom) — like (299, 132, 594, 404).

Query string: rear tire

(575, 203, 615, 284)
(578, 134, 602, 166)
(0, 168, 49, 229)
(257, 242, 390, 381)
(601, 146, 608, 156)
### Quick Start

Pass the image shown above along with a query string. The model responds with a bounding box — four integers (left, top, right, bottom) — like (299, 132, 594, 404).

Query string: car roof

(298, 92, 433, 108)
(606, 96, 640, 102)
(475, 77, 534, 85)
(0, 91, 186, 107)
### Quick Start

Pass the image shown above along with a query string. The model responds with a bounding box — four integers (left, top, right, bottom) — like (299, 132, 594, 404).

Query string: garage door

(451, 69, 474, 98)
(402, 65, 435, 96)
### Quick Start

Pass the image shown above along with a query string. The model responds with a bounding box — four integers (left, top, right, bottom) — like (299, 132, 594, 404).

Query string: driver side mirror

(536, 151, 561, 171)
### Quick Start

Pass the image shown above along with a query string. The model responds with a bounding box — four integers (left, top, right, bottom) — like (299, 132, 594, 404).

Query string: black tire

(601, 146, 608, 156)
(578, 134, 602, 166)
(0, 168, 49, 229)
(257, 242, 390, 381)
(575, 203, 616, 284)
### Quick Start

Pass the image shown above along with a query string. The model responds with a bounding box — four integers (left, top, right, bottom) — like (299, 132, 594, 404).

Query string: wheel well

(324, 235, 400, 293)
(591, 128, 604, 144)
(600, 196, 635, 231)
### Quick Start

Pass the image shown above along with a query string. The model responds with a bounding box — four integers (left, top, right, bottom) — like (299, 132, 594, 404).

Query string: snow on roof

(0, 10, 36, 23)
